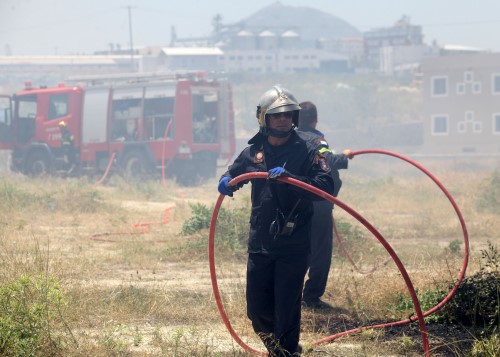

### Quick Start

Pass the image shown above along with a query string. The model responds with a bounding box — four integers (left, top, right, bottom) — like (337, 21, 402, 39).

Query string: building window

(473, 121, 482, 133)
(431, 76, 448, 97)
(465, 111, 474, 122)
(432, 115, 449, 135)
(472, 82, 482, 94)
(493, 114, 500, 134)
(464, 71, 473, 83)
(456, 83, 465, 95)
(492, 74, 500, 94)
(457, 121, 466, 133)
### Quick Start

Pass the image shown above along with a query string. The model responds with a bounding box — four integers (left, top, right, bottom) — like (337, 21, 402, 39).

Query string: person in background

(217, 87, 334, 356)
(297, 101, 353, 310)
(58, 120, 77, 174)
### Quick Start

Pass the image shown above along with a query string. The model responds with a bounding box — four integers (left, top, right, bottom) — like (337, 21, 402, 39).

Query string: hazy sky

(1, 0, 500, 55)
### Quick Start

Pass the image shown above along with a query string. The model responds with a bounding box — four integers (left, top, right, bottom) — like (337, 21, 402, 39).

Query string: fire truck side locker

(81, 87, 110, 172)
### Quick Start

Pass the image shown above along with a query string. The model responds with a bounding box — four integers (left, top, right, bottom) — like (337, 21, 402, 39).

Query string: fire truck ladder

(66, 71, 216, 87)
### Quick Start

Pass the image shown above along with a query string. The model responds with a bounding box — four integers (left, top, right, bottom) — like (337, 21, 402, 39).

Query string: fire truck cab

(0, 72, 236, 185)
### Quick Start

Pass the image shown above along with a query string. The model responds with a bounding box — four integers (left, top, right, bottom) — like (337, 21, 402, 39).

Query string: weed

(132, 326, 142, 346)
(397, 333, 417, 353)
(468, 331, 500, 356)
(59, 181, 107, 214)
(0, 274, 69, 356)
(481, 241, 499, 272)
(151, 326, 224, 357)
(395, 288, 447, 323)
(448, 239, 462, 254)
(477, 170, 500, 213)
(0, 179, 42, 209)
(359, 328, 384, 341)
(334, 220, 366, 249)
(181, 203, 212, 235)
(181, 202, 250, 252)
(98, 323, 129, 356)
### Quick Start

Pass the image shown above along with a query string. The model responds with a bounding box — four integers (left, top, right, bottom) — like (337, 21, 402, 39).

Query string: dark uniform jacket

(61, 129, 74, 148)
(297, 127, 348, 197)
(221, 131, 334, 255)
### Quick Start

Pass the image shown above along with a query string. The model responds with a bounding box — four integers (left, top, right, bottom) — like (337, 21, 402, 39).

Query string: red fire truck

(0, 72, 235, 185)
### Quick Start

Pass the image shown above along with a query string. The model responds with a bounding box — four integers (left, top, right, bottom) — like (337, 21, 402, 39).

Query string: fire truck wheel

(26, 151, 51, 177)
(123, 151, 150, 180)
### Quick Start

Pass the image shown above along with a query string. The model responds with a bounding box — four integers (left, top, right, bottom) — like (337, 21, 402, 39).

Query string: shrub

(181, 202, 250, 252)
(0, 274, 70, 356)
(181, 203, 212, 235)
(441, 241, 500, 328)
(448, 239, 462, 254)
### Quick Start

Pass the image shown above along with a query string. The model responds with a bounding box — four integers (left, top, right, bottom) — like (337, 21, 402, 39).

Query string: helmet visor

(266, 103, 301, 115)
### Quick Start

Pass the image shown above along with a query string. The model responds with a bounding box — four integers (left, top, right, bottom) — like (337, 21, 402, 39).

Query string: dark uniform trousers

(302, 200, 333, 301)
(247, 250, 310, 356)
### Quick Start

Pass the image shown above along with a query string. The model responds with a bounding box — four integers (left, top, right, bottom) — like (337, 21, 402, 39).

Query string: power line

(122, 5, 137, 70)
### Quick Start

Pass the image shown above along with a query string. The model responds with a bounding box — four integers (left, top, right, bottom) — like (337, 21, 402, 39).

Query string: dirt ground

(2, 169, 493, 356)
(80, 181, 478, 356)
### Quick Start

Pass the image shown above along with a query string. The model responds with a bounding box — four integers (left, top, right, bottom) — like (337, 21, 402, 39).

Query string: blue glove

(268, 166, 288, 179)
(218, 176, 234, 196)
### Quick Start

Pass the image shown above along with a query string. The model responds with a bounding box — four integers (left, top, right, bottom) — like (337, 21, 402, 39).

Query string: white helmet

(255, 85, 301, 136)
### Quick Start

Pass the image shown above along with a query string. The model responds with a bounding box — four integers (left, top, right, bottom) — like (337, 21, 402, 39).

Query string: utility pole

(122, 5, 137, 71)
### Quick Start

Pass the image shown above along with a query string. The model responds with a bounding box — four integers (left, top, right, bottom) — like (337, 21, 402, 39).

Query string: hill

(236, 1, 361, 46)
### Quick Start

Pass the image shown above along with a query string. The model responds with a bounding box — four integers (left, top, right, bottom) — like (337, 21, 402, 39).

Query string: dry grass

(0, 159, 498, 356)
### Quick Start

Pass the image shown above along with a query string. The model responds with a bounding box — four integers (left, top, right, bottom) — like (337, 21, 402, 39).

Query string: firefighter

(296, 101, 353, 310)
(58, 121, 77, 174)
(218, 86, 334, 356)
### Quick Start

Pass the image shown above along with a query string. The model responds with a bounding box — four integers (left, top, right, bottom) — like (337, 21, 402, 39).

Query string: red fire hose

(161, 119, 174, 190)
(94, 152, 116, 186)
(208, 150, 469, 356)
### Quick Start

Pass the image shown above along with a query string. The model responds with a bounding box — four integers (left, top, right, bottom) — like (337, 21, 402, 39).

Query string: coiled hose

(208, 149, 469, 356)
